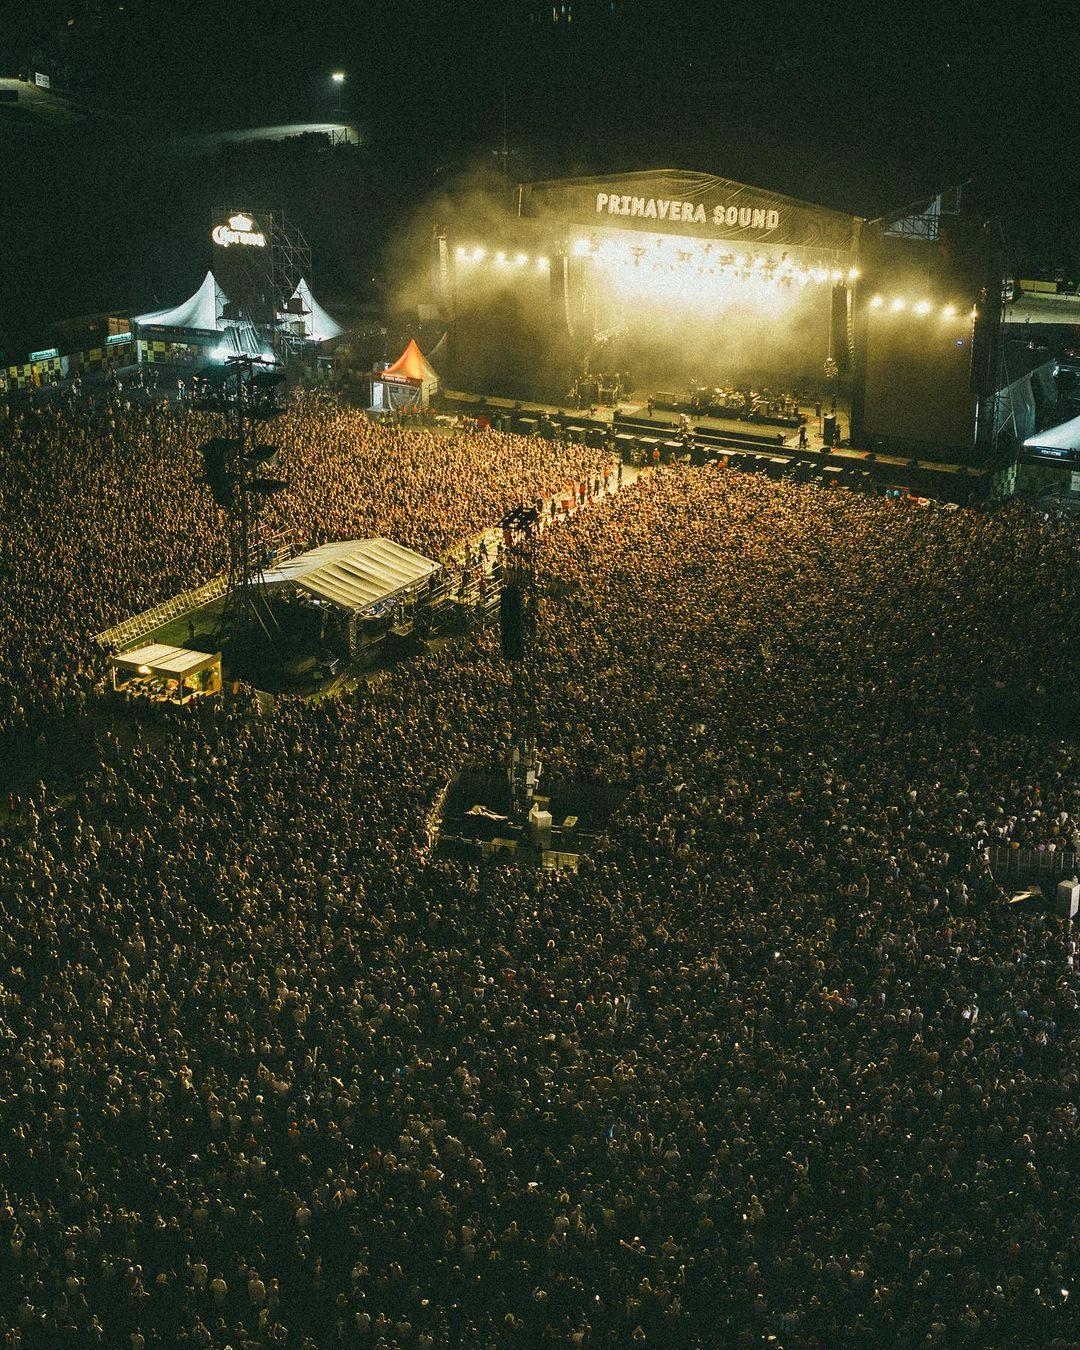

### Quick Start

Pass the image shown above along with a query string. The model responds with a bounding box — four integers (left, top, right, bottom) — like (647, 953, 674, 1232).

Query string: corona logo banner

(212, 213, 267, 248)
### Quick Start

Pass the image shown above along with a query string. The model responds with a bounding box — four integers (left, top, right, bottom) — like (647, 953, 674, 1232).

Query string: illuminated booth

(370, 339, 440, 412)
(111, 644, 222, 705)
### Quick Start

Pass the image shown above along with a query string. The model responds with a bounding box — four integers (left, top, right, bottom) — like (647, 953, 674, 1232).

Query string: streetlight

(331, 71, 345, 121)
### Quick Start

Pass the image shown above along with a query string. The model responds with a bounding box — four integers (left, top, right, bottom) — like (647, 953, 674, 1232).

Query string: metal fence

(93, 575, 228, 651)
(988, 844, 1077, 880)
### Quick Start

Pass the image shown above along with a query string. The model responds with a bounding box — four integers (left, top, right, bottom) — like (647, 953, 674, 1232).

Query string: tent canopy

(1023, 414, 1080, 456)
(265, 538, 440, 613)
(284, 278, 344, 342)
(382, 339, 439, 387)
(112, 643, 220, 678)
(133, 271, 228, 332)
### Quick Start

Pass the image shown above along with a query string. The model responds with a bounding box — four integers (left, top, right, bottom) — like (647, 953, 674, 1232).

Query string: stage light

(891, 297, 906, 311)
(495, 251, 507, 264)
(848, 266, 860, 280)
(514, 252, 528, 265)
(914, 300, 931, 315)
(830, 269, 842, 282)
(536, 256, 549, 270)
(473, 246, 486, 261)
(331, 71, 346, 83)
(942, 303, 956, 317)
(869, 295, 883, 307)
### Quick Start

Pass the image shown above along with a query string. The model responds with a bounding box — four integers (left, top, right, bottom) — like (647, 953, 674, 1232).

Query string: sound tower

(830, 283, 852, 375)
(550, 250, 571, 334)
(499, 582, 526, 663)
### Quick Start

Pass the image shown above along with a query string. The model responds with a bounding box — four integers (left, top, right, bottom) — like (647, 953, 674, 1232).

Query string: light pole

(331, 71, 345, 122)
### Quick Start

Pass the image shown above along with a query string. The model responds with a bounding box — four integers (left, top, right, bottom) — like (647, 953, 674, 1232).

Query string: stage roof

(1023, 414, 1080, 456)
(518, 168, 860, 254)
(266, 538, 439, 613)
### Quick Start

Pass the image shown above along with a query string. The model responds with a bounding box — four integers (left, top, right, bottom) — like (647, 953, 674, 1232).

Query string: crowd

(0, 395, 1078, 1348)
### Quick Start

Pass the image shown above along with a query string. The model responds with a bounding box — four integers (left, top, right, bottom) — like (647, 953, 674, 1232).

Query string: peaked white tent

(133, 271, 228, 332)
(1023, 414, 1080, 460)
(282, 278, 344, 343)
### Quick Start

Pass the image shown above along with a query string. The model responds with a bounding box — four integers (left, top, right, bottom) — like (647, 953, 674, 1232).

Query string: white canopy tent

(264, 538, 441, 657)
(133, 271, 229, 332)
(266, 538, 439, 610)
(1022, 413, 1080, 459)
(281, 277, 344, 342)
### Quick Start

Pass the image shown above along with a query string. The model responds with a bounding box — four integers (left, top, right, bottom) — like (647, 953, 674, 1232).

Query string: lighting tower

(498, 504, 543, 814)
(331, 70, 346, 121)
(193, 356, 289, 642)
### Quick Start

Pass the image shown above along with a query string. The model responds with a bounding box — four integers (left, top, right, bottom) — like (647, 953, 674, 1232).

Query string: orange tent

(373, 339, 440, 411)
(382, 339, 436, 383)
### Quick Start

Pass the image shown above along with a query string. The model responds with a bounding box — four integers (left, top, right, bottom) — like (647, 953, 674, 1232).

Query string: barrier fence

(988, 844, 1077, 880)
(93, 575, 229, 652)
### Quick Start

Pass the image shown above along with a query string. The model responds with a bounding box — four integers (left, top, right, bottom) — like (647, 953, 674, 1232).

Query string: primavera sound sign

(211, 213, 267, 248)
(595, 190, 780, 232)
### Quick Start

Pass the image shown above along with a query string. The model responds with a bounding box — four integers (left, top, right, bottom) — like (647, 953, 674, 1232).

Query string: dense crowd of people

(0, 394, 1078, 1348)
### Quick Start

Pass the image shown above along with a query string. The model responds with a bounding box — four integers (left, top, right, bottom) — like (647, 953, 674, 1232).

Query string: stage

(442, 389, 986, 502)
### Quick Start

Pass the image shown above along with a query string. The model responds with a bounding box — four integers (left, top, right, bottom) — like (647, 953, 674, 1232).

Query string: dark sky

(3, 0, 1076, 340)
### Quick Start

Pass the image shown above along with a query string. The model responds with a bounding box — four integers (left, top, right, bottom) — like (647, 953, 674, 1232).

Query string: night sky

(3, 0, 1075, 342)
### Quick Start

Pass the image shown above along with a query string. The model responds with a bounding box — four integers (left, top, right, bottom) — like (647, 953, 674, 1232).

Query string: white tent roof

(112, 643, 220, 678)
(1023, 414, 1080, 456)
(266, 538, 439, 612)
(1020, 413, 1080, 456)
(286, 277, 344, 342)
(134, 271, 229, 332)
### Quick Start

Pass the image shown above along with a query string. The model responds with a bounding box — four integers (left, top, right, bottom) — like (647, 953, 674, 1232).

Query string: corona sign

(212, 214, 267, 249)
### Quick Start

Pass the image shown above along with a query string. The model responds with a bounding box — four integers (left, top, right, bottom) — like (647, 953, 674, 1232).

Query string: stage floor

(446, 389, 849, 451)
(444, 390, 985, 497)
